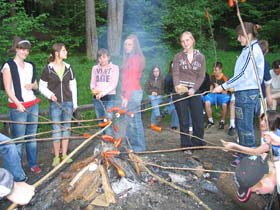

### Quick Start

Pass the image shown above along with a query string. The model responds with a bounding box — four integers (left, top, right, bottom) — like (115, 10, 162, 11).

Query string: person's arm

(0, 168, 35, 205)
(222, 140, 269, 155)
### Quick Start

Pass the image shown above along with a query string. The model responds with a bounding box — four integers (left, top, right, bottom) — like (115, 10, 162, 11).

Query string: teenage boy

(202, 62, 230, 129)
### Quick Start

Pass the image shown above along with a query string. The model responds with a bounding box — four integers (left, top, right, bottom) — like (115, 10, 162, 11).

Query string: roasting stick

(7, 121, 112, 210)
(0, 118, 101, 124)
(0, 124, 98, 145)
(135, 91, 211, 114)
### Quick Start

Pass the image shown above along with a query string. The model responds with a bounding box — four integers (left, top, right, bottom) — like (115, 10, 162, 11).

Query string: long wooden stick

(7, 122, 111, 210)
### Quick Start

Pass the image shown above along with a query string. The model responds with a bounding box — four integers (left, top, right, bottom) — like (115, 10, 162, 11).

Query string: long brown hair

(123, 34, 145, 68)
(48, 43, 65, 63)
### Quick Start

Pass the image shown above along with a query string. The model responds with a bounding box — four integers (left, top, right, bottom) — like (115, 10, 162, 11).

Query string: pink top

(90, 62, 119, 96)
(121, 54, 144, 100)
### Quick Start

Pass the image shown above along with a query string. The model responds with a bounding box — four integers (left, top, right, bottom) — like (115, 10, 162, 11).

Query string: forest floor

(0, 111, 264, 210)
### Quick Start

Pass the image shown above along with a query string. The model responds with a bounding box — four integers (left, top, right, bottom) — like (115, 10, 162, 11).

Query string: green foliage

(0, 0, 48, 62)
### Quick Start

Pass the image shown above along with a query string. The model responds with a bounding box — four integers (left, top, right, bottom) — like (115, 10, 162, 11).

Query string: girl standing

(213, 22, 264, 166)
(39, 43, 77, 167)
(90, 48, 119, 137)
(172, 31, 206, 150)
(121, 34, 146, 152)
(2, 38, 41, 174)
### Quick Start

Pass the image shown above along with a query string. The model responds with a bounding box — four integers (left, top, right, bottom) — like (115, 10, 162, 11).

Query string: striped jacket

(222, 40, 264, 92)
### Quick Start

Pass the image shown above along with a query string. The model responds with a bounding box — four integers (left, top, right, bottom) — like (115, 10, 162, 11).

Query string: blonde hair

(180, 31, 196, 47)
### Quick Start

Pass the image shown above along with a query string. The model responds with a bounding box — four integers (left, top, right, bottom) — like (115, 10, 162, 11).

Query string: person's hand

(91, 89, 100, 96)
(220, 140, 236, 151)
(263, 131, 273, 143)
(50, 94, 57, 102)
(122, 98, 128, 108)
(151, 92, 157, 96)
(96, 93, 103, 100)
(7, 182, 35, 205)
(175, 84, 188, 95)
(212, 85, 223, 93)
(16, 103, 25, 112)
(24, 83, 33, 90)
(188, 88, 195, 96)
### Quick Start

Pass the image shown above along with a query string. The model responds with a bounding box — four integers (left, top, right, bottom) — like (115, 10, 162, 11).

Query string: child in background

(145, 65, 164, 126)
(90, 48, 119, 137)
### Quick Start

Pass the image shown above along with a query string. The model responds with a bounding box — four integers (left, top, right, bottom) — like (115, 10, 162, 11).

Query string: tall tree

(107, 0, 124, 56)
(85, 0, 98, 59)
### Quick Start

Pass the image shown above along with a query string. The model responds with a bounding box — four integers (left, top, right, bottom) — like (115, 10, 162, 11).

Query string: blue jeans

(125, 90, 146, 152)
(0, 133, 27, 181)
(148, 95, 163, 125)
(163, 98, 179, 128)
(93, 95, 115, 137)
(235, 89, 259, 147)
(10, 104, 39, 169)
(50, 101, 73, 141)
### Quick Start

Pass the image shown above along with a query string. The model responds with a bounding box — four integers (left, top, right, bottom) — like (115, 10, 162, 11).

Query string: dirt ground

(0, 112, 262, 210)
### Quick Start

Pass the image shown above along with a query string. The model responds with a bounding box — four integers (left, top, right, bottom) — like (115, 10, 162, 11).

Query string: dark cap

(234, 155, 269, 202)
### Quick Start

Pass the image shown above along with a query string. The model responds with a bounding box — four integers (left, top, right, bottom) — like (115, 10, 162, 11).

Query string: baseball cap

(234, 155, 269, 202)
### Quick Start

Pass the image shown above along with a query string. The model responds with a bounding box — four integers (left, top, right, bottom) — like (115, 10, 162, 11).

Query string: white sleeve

(69, 78, 78, 109)
(39, 79, 54, 99)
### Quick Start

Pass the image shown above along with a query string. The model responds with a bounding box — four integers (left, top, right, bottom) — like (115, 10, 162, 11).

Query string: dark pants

(173, 93, 205, 147)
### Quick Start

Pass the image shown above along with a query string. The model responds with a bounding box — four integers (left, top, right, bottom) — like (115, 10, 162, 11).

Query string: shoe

(228, 127, 235, 136)
(219, 121, 225, 129)
(171, 126, 178, 130)
(62, 154, 73, 163)
(30, 165, 42, 174)
(52, 156, 60, 167)
(230, 158, 241, 167)
(189, 126, 193, 132)
(206, 121, 214, 129)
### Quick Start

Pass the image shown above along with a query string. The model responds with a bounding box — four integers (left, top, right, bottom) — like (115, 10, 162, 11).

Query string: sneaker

(228, 127, 235, 136)
(206, 121, 214, 129)
(171, 126, 178, 130)
(230, 158, 241, 167)
(30, 165, 42, 174)
(62, 154, 73, 163)
(52, 156, 60, 167)
(219, 121, 225, 129)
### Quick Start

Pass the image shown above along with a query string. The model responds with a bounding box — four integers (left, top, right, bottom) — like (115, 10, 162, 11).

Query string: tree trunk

(107, 0, 124, 56)
(85, 0, 98, 59)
